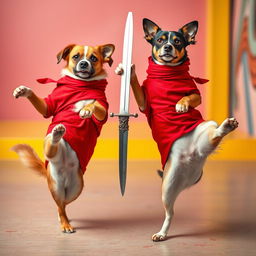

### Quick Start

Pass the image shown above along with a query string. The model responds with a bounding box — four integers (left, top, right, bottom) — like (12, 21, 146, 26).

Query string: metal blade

(119, 12, 133, 115)
(119, 127, 128, 196)
(110, 12, 135, 196)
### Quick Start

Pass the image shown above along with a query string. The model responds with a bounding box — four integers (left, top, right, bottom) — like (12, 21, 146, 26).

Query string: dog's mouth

(159, 53, 178, 61)
(75, 70, 93, 79)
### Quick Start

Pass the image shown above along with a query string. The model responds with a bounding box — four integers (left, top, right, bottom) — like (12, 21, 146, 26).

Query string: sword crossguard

(110, 113, 138, 118)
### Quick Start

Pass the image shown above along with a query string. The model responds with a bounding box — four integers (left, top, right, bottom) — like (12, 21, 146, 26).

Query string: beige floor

(0, 160, 255, 256)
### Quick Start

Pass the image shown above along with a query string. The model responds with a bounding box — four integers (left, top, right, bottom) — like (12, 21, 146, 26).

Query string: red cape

(141, 57, 208, 169)
(37, 76, 108, 173)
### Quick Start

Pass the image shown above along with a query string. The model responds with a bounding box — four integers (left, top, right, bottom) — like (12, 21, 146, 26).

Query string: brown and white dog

(12, 43, 115, 233)
(116, 19, 238, 241)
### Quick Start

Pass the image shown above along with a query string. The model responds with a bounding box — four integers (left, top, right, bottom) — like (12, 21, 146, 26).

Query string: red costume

(141, 57, 208, 169)
(37, 76, 108, 173)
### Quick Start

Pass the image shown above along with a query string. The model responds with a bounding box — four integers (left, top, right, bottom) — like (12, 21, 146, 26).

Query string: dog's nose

(164, 44, 173, 51)
(79, 61, 88, 69)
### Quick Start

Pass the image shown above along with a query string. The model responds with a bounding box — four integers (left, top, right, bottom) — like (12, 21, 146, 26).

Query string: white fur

(73, 100, 95, 113)
(46, 135, 82, 204)
(13, 85, 32, 98)
(84, 46, 88, 56)
(61, 68, 107, 82)
(152, 118, 238, 241)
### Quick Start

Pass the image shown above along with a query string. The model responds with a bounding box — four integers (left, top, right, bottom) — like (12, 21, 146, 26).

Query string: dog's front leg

(176, 93, 201, 113)
(79, 101, 107, 121)
(13, 85, 47, 116)
(115, 63, 146, 111)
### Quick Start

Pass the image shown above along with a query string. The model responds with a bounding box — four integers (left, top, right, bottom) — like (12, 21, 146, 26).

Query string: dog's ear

(143, 18, 161, 44)
(99, 44, 115, 67)
(56, 44, 76, 64)
(179, 21, 198, 45)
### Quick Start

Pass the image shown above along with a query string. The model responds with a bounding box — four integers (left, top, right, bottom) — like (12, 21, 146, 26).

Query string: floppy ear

(179, 21, 198, 45)
(143, 18, 162, 44)
(100, 44, 115, 67)
(56, 44, 76, 64)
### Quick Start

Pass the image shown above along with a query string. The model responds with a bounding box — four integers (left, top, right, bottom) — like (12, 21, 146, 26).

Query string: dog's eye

(90, 55, 98, 62)
(72, 54, 80, 60)
(174, 39, 181, 45)
(157, 38, 164, 44)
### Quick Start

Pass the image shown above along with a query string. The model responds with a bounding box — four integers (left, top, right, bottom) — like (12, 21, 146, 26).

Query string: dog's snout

(79, 61, 89, 69)
(164, 44, 173, 51)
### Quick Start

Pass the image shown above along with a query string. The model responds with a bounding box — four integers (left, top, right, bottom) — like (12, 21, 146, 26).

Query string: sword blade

(119, 12, 133, 115)
(119, 128, 128, 196)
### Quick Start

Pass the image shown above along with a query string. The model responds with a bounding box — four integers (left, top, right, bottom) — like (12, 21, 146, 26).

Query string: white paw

(13, 85, 32, 98)
(218, 117, 239, 135)
(175, 103, 189, 113)
(73, 100, 95, 113)
(79, 109, 93, 119)
(51, 124, 66, 144)
(152, 232, 167, 242)
(115, 63, 124, 75)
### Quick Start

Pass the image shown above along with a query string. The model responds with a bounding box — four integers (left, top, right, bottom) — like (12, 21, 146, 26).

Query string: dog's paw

(175, 97, 190, 113)
(175, 103, 189, 113)
(13, 85, 32, 98)
(115, 63, 124, 75)
(61, 223, 75, 234)
(79, 103, 95, 119)
(51, 124, 66, 144)
(79, 108, 93, 119)
(218, 117, 239, 136)
(152, 232, 167, 242)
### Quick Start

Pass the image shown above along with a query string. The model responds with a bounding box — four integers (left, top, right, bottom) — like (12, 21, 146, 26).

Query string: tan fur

(11, 144, 46, 177)
(12, 43, 115, 233)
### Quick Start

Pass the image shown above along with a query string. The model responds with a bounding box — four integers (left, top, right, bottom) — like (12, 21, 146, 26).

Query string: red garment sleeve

(186, 83, 201, 96)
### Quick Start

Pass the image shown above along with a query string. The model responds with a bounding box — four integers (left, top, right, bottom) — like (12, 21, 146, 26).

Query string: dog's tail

(157, 169, 163, 179)
(12, 144, 46, 177)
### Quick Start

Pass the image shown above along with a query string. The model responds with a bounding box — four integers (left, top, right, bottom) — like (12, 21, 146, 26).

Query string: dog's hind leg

(44, 124, 66, 159)
(152, 158, 187, 242)
(209, 118, 238, 147)
(57, 203, 75, 233)
(44, 124, 80, 233)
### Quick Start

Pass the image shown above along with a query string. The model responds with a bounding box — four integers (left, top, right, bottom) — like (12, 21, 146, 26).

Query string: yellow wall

(206, 0, 256, 160)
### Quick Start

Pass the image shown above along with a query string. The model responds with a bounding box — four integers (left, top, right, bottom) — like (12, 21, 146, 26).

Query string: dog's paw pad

(152, 233, 167, 242)
(51, 124, 66, 144)
(219, 117, 239, 134)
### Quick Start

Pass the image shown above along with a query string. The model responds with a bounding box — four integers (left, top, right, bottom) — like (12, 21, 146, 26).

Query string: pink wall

(0, 0, 207, 121)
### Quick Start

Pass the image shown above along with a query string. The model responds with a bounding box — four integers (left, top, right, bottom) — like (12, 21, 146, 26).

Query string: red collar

(146, 57, 208, 84)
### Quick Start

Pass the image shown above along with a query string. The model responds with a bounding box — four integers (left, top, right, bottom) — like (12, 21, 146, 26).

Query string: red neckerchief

(146, 56, 209, 84)
(37, 75, 107, 92)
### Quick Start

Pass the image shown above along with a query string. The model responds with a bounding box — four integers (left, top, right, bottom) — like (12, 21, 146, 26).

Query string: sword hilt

(110, 113, 138, 118)
(110, 113, 138, 131)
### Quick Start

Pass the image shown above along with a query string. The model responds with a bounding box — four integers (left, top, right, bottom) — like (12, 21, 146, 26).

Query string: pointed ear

(56, 44, 76, 64)
(143, 18, 162, 44)
(179, 21, 198, 45)
(100, 44, 115, 67)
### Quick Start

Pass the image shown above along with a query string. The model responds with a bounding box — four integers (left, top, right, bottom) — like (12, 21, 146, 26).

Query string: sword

(110, 12, 138, 196)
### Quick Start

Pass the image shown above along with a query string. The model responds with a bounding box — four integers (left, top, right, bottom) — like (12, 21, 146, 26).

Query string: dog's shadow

(72, 215, 160, 231)
(72, 217, 256, 241)
(164, 219, 256, 241)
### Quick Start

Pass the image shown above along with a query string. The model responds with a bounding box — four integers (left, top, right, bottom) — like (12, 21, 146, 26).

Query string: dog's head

(143, 19, 198, 66)
(57, 44, 115, 81)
